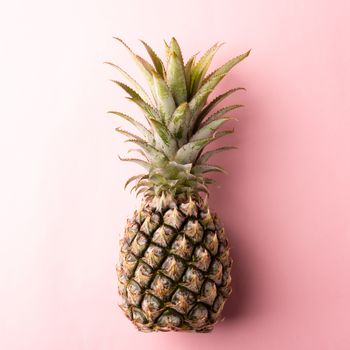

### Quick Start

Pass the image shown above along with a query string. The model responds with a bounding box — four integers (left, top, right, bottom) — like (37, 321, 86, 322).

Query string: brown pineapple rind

(117, 196, 232, 332)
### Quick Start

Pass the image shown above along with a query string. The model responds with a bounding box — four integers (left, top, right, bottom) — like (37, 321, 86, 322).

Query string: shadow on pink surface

(208, 73, 260, 326)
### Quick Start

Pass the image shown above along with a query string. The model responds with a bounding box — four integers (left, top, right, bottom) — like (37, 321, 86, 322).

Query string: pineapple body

(118, 196, 232, 332)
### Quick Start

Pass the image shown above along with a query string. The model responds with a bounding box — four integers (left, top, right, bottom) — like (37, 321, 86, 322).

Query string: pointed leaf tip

(152, 71, 176, 120)
(167, 50, 187, 105)
(140, 39, 165, 77)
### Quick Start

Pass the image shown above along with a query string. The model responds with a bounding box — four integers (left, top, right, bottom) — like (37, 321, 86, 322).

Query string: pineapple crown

(107, 37, 250, 200)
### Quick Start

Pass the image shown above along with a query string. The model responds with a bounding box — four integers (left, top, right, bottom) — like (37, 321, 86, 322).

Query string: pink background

(1, 0, 350, 349)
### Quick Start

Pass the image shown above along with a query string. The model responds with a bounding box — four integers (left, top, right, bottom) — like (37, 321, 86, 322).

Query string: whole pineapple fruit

(107, 37, 249, 332)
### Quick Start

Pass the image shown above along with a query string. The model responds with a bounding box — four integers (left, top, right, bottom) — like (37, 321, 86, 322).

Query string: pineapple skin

(117, 196, 232, 332)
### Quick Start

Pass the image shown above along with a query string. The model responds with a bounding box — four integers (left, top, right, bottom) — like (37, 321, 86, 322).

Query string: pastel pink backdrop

(1, 0, 349, 349)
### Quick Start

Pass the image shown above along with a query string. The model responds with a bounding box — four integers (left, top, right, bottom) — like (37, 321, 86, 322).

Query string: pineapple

(107, 37, 249, 332)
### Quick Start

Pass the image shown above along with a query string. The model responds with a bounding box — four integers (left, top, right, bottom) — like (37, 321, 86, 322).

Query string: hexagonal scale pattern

(117, 197, 232, 332)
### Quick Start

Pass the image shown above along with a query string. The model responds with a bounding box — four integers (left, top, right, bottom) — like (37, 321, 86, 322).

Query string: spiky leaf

(175, 138, 212, 164)
(167, 51, 187, 105)
(115, 127, 145, 142)
(190, 118, 230, 142)
(124, 174, 147, 189)
(135, 187, 148, 197)
(211, 129, 234, 141)
(108, 111, 153, 143)
(198, 146, 237, 164)
(114, 37, 155, 90)
(204, 178, 217, 185)
(197, 104, 242, 130)
(104, 62, 152, 104)
(109, 38, 250, 198)
(169, 37, 184, 67)
(184, 54, 197, 95)
(189, 50, 250, 118)
(112, 81, 161, 121)
(203, 50, 250, 85)
(118, 156, 151, 170)
(195, 130, 235, 160)
(190, 42, 222, 96)
(196, 88, 245, 125)
(125, 139, 168, 166)
(127, 148, 148, 159)
(168, 102, 191, 145)
(149, 118, 177, 158)
(192, 164, 227, 175)
(164, 40, 170, 64)
(152, 72, 176, 121)
(140, 40, 165, 77)
(188, 85, 215, 131)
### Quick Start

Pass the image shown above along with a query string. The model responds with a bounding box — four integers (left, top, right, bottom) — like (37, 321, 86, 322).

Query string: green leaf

(198, 146, 237, 164)
(204, 178, 217, 185)
(189, 50, 250, 118)
(127, 148, 148, 158)
(188, 84, 215, 127)
(200, 104, 243, 127)
(168, 102, 191, 145)
(112, 80, 161, 121)
(130, 176, 150, 192)
(118, 156, 151, 170)
(190, 42, 222, 96)
(125, 139, 168, 166)
(195, 183, 210, 194)
(136, 54, 156, 74)
(175, 137, 212, 164)
(196, 130, 235, 158)
(104, 62, 152, 104)
(164, 40, 170, 64)
(124, 174, 146, 189)
(152, 72, 176, 121)
(203, 49, 251, 85)
(196, 87, 245, 125)
(149, 172, 168, 185)
(167, 161, 193, 176)
(108, 111, 153, 143)
(169, 38, 184, 67)
(111, 80, 140, 98)
(212, 128, 234, 140)
(192, 164, 227, 175)
(151, 161, 194, 184)
(113, 37, 156, 90)
(148, 118, 177, 158)
(167, 51, 187, 105)
(115, 127, 144, 142)
(190, 118, 230, 142)
(136, 187, 148, 197)
(184, 54, 197, 95)
(127, 96, 161, 121)
(175, 127, 235, 165)
(140, 40, 165, 77)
